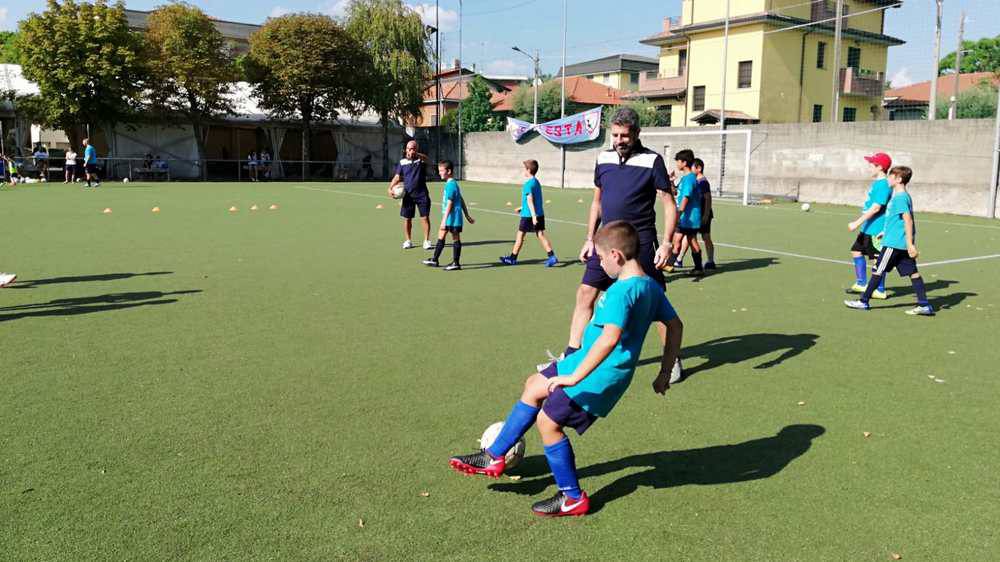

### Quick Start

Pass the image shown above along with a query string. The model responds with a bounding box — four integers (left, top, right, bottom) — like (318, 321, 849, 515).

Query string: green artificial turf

(1, 180, 998, 561)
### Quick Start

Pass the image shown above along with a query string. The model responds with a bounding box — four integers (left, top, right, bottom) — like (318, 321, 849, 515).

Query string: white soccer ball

(391, 185, 405, 199)
(479, 421, 525, 469)
(801, 203, 811, 212)
(122, 177, 130, 183)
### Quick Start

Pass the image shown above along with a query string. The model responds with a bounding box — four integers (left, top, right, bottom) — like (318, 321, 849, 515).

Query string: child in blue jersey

(846, 166, 933, 315)
(847, 152, 893, 299)
(82, 138, 100, 188)
(423, 160, 474, 271)
(665, 149, 704, 275)
(449, 220, 683, 517)
(500, 159, 558, 267)
(673, 158, 716, 270)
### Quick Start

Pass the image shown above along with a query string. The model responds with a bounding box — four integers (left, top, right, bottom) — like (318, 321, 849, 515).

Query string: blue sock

(877, 275, 886, 293)
(911, 276, 929, 306)
(543, 437, 582, 500)
(486, 401, 539, 459)
(853, 256, 867, 284)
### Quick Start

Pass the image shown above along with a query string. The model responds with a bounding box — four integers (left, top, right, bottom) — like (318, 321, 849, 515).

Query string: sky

(1, 0, 996, 87)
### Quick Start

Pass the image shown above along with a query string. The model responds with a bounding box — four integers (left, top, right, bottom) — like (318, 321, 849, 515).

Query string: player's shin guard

(486, 401, 539, 459)
(911, 276, 929, 306)
(544, 437, 582, 500)
(452, 240, 462, 265)
(692, 250, 703, 271)
(432, 239, 446, 262)
(853, 256, 868, 284)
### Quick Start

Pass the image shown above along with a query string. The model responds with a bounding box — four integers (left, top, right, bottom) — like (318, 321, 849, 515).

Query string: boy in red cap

(847, 152, 892, 299)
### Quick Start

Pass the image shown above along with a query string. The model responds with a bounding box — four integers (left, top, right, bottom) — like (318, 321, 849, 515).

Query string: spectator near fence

(64, 148, 78, 183)
(33, 144, 49, 182)
(247, 151, 258, 182)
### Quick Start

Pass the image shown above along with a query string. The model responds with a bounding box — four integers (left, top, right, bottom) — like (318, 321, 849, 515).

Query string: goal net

(643, 129, 754, 205)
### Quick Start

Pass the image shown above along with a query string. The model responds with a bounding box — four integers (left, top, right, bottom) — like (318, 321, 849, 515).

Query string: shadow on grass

(492, 424, 825, 514)
(636, 333, 819, 378)
(10, 271, 173, 289)
(457, 259, 579, 271)
(669, 257, 779, 281)
(445, 239, 511, 248)
(0, 290, 202, 322)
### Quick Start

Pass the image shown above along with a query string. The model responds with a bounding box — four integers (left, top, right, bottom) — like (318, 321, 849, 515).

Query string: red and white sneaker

(0, 272, 17, 288)
(531, 491, 589, 517)
(449, 449, 506, 478)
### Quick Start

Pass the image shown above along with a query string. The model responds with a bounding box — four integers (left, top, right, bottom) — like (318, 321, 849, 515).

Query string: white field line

(921, 254, 1000, 267)
(294, 185, 853, 267)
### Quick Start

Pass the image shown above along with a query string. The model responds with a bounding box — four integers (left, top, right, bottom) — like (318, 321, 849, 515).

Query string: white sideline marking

(295, 185, 852, 267)
(921, 254, 1000, 267)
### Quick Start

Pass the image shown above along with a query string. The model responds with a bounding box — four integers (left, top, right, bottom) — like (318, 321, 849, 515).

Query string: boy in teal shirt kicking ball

(423, 160, 474, 271)
(500, 159, 558, 267)
(847, 152, 893, 299)
(845, 166, 933, 315)
(449, 220, 683, 516)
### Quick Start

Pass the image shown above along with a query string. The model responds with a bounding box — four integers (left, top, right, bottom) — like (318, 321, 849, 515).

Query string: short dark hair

(523, 159, 539, 175)
(438, 160, 454, 172)
(889, 165, 912, 185)
(594, 220, 639, 260)
(611, 107, 641, 133)
(692, 158, 705, 171)
(674, 149, 695, 168)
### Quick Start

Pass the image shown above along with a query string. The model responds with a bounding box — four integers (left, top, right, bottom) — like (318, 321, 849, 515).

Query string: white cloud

(408, 3, 458, 32)
(319, 0, 351, 18)
(0, 7, 10, 30)
(889, 67, 914, 88)
(269, 6, 291, 18)
(483, 59, 528, 77)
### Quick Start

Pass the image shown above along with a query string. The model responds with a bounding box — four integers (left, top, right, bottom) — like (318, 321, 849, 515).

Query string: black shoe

(444, 263, 462, 271)
(704, 261, 717, 270)
(531, 491, 589, 517)
(422, 259, 439, 267)
(448, 449, 505, 478)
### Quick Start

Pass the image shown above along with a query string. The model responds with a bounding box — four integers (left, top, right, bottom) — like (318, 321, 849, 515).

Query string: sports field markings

(294, 185, 851, 267)
(921, 254, 1000, 267)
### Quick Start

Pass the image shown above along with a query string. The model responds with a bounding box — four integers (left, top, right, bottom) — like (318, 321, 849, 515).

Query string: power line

(464, 0, 540, 17)
(763, 2, 904, 35)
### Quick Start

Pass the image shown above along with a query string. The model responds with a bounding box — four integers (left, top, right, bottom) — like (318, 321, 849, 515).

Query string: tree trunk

(302, 121, 311, 181)
(65, 125, 83, 154)
(380, 111, 389, 180)
(192, 121, 209, 181)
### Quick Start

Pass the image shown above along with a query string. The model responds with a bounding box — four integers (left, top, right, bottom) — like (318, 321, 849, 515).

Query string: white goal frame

(642, 129, 753, 206)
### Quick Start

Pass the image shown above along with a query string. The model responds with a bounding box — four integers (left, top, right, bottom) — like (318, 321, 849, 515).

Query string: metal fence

(2, 157, 390, 183)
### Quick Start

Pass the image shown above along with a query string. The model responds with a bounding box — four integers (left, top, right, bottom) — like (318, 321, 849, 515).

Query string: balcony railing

(637, 71, 686, 94)
(839, 67, 885, 97)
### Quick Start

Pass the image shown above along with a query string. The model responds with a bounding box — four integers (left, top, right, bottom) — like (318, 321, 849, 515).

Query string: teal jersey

(83, 145, 97, 165)
(861, 178, 892, 235)
(882, 191, 914, 250)
(676, 173, 702, 229)
(442, 179, 464, 227)
(558, 275, 678, 417)
(520, 177, 543, 218)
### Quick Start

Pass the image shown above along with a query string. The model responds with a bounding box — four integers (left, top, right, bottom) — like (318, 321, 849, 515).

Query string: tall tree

(345, 0, 430, 179)
(144, 3, 237, 179)
(0, 31, 21, 64)
(939, 35, 1000, 76)
(246, 13, 362, 175)
(454, 76, 504, 133)
(16, 0, 144, 149)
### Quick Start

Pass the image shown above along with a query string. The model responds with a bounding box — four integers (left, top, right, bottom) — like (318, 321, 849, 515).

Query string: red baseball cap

(864, 152, 892, 171)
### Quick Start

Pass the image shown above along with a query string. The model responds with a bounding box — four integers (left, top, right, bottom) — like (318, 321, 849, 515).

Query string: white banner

(508, 107, 603, 144)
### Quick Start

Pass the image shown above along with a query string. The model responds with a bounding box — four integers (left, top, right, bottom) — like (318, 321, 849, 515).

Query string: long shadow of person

(668, 257, 779, 281)
(881, 291, 976, 311)
(490, 424, 825, 514)
(0, 290, 202, 322)
(637, 333, 819, 379)
(9, 271, 173, 289)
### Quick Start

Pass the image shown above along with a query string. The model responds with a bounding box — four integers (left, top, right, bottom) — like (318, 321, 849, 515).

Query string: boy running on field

(449, 221, 683, 517)
(845, 166, 933, 316)
(500, 159, 558, 267)
(423, 160, 474, 271)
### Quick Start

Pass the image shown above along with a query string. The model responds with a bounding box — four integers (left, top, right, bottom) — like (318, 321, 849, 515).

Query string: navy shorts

(540, 363, 598, 435)
(851, 232, 878, 258)
(400, 191, 431, 219)
(581, 231, 666, 291)
(677, 227, 699, 237)
(442, 225, 462, 234)
(84, 164, 98, 174)
(872, 246, 918, 277)
(518, 216, 546, 233)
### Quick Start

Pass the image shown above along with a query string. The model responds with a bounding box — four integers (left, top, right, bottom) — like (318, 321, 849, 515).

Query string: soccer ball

(479, 421, 525, 469)
(801, 203, 811, 212)
(391, 185, 405, 199)
(123, 177, 130, 183)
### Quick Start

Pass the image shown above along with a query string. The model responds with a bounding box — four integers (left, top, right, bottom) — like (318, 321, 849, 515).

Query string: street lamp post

(511, 46, 540, 124)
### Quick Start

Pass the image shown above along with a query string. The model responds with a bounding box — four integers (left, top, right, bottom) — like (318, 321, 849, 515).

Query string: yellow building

(559, 54, 660, 92)
(635, 0, 904, 126)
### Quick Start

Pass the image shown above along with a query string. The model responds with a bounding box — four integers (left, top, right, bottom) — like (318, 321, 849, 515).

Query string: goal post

(642, 129, 753, 205)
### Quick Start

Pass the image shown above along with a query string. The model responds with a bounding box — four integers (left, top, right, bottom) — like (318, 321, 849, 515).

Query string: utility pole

(718, 0, 730, 195)
(830, 0, 844, 122)
(948, 10, 965, 121)
(434, 0, 441, 169)
(989, 86, 1000, 218)
(928, 0, 943, 120)
(560, 0, 567, 189)
(511, 46, 540, 124)
(458, 0, 462, 179)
